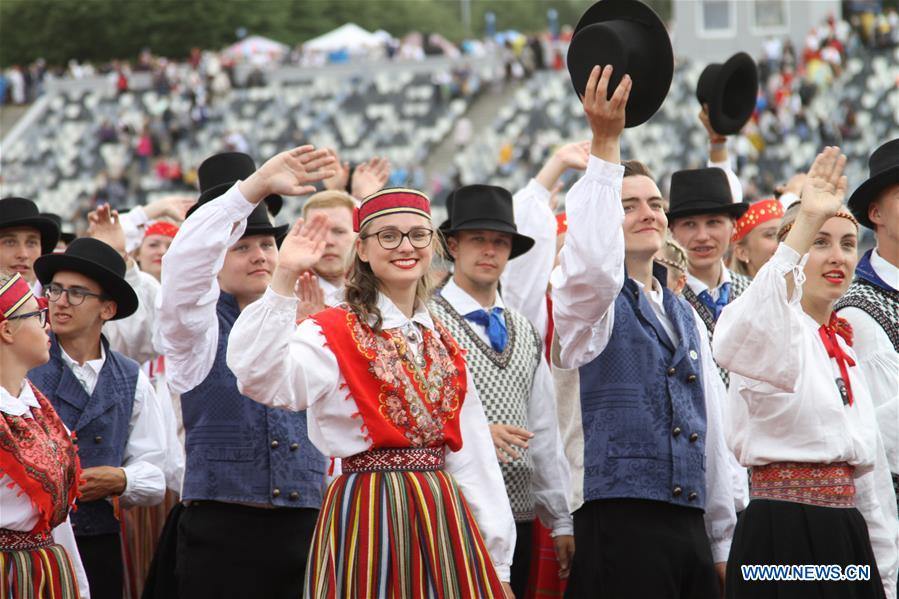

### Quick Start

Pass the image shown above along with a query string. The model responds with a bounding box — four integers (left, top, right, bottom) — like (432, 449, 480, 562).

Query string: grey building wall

(671, 0, 841, 63)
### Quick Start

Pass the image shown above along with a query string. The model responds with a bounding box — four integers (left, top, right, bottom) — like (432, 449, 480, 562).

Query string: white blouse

(713, 243, 899, 595)
(0, 382, 91, 598)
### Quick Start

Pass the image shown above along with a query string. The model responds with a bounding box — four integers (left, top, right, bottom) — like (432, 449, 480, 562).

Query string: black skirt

(726, 499, 885, 599)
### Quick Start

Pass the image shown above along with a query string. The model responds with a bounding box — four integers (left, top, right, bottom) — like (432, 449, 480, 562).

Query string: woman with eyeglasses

(0, 271, 89, 598)
(227, 153, 516, 598)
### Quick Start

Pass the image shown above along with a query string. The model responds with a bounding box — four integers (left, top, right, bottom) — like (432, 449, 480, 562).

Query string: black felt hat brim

(2, 216, 61, 256)
(567, 0, 674, 128)
(34, 254, 138, 320)
(440, 219, 535, 260)
(696, 52, 759, 136)
(847, 165, 899, 229)
(667, 201, 750, 223)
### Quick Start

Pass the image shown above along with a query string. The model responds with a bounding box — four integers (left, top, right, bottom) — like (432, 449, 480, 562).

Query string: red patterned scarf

(0, 382, 81, 533)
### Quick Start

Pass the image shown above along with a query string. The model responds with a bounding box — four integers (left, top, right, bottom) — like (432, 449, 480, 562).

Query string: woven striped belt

(0, 528, 54, 551)
(342, 447, 445, 473)
(750, 462, 856, 508)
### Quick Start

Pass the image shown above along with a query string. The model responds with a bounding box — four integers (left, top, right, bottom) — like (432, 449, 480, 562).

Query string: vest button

(94, 435, 103, 444)
(672, 427, 682, 437)
(272, 488, 281, 498)
(686, 374, 697, 383)
(689, 432, 699, 443)
(271, 440, 279, 449)
(688, 491, 698, 501)
(667, 367, 676, 376)
(289, 491, 299, 501)
(672, 486, 683, 497)
(290, 443, 299, 451)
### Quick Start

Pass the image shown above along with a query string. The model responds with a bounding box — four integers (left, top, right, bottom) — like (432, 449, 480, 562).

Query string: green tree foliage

(0, 0, 672, 68)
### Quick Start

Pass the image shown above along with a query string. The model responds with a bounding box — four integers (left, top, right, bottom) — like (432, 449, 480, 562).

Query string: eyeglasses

(362, 228, 434, 250)
(6, 307, 48, 327)
(45, 283, 107, 306)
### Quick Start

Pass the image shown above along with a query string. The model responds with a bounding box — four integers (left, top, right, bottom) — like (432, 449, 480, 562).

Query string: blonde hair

(302, 190, 356, 219)
(655, 236, 688, 275)
(343, 221, 444, 332)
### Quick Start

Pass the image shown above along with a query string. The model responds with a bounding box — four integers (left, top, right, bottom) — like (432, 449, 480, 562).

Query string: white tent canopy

(303, 23, 383, 53)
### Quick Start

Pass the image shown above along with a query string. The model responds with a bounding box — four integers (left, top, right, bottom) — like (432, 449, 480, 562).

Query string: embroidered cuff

(262, 286, 299, 324)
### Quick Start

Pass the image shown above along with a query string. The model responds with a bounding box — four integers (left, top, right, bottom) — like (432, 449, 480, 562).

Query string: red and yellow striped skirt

(0, 529, 80, 599)
(306, 448, 507, 599)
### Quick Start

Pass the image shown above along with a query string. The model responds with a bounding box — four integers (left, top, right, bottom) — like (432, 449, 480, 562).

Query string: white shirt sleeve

(527, 356, 573, 537)
(118, 370, 167, 508)
(158, 183, 254, 394)
(104, 264, 160, 365)
(696, 313, 737, 563)
(445, 376, 517, 582)
(708, 158, 743, 204)
(838, 306, 899, 475)
(227, 286, 334, 412)
(500, 179, 557, 340)
(550, 155, 625, 369)
(52, 517, 91, 598)
(713, 243, 804, 391)
(120, 207, 149, 254)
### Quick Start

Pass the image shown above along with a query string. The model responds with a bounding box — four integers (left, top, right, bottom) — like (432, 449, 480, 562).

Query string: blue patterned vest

(578, 276, 709, 510)
(179, 293, 325, 509)
(29, 334, 138, 536)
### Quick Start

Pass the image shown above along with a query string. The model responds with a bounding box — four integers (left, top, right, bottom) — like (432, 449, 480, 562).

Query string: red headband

(144, 221, 180, 239)
(0, 273, 34, 322)
(556, 212, 568, 235)
(732, 199, 784, 242)
(353, 188, 431, 233)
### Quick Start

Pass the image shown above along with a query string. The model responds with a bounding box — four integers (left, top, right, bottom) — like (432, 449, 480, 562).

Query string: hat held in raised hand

(566, 0, 674, 128)
(696, 52, 759, 136)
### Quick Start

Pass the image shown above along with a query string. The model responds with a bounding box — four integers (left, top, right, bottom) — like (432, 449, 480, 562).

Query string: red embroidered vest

(0, 381, 81, 533)
(311, 307, 467, 451)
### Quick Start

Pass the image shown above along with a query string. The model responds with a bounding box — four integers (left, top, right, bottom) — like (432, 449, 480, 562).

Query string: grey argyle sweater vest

(430, 294, 542, 522)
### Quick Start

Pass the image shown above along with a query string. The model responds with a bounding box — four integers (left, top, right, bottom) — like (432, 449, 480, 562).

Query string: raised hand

(295, 272, 326, 322)
(698, 104, 725, 141)
(270, 213, 330, 297)
(799, 146, 848, 219)
(144, 194, 196, 221)
(554, 140, 591, 171)
(240, 145, 337, 203)
(582, 65, 631, 163)
(322, 149, 351, 192)
(87, 204, 126, 255)
(352, 156, 391, 199)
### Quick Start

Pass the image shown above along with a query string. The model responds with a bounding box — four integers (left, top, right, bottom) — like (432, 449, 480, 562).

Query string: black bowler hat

(696, 52, 759, 136)
(440, 185, 535, 259)
(188, 152, 284, 218)
(0, 197, 60, 255)
(188, 152, 288, 240)
(567, 0, 674, 128)
(847, 138, 899, 229)
(34, 237, 138, 320)
(41, 213, 77, 245)
(667, 168, 749, 222)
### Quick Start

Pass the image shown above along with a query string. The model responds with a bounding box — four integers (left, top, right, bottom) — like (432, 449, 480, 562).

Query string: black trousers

(175, 501, 318, 599)
(76, 533, 124, 599)
(565, 498, 719, 599)
(511, 521, 534, 599)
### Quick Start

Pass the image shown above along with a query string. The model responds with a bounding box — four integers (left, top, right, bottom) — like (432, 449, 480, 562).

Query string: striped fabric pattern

(306, 469, 507, 599)
(0, 543, 79, 599)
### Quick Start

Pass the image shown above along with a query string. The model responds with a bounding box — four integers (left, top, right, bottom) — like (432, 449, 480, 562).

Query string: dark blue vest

(179, 293, 325, 509)
(578, 277, 709, 510)
(29, 335, 138, 536)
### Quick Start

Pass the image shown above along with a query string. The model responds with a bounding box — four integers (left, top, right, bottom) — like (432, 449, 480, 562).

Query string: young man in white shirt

(838, 137, 899, 512)
(431, 184, 574, 597)
(551, 64, 736, 598)
(28, 237, 167, 599)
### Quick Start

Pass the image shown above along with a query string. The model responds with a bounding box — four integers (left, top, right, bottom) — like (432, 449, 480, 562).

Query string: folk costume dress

(227, 289, 517, 598)
(713, 243, 899, 599)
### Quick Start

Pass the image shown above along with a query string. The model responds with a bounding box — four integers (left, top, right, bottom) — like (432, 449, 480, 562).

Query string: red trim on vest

(0, 382, 81, 533)
(311, 307, 467, 451)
